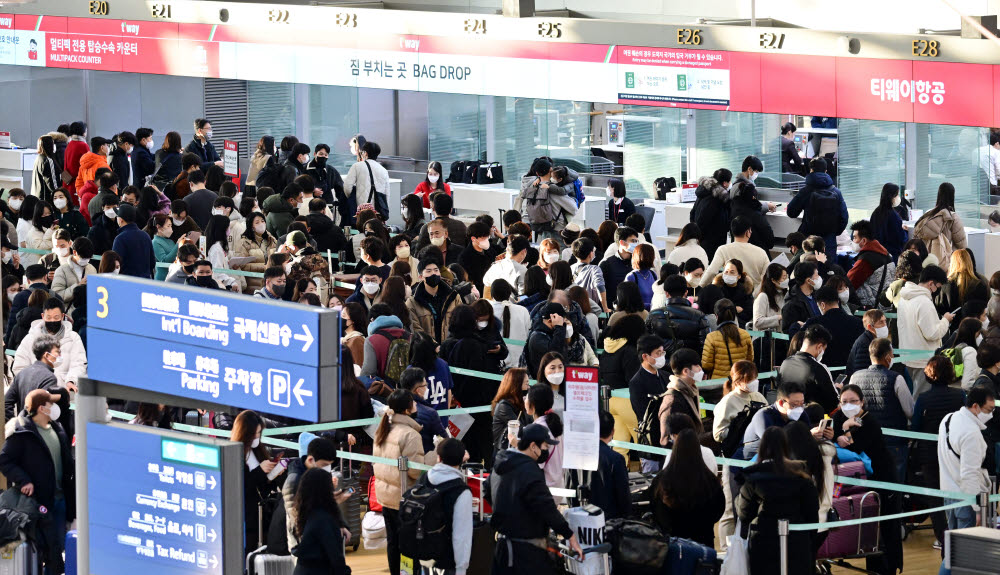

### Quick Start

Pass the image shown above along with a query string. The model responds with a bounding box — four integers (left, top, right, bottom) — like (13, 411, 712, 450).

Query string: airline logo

(121, 21, 140, 36)
(0, 17, 12, 30)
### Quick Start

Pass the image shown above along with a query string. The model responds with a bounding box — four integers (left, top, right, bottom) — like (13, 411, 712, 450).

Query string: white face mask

(652, 354, 666, 369)
(892, 196, 901, 207)
(723, 274, 738, 286)
(477, 320, 488, 330)
(787, 406, 804, 420)
(6, 291, 16, 302)
(978, 411, 994, 424)
(977, 334, 985, 346)
(817, 349, 825, 363)
(254, 223, 266, 235)
(251, 438, 260, 448)
(606, 187, 614, 198)
(284, 262, 293, 275)
(53, 198, 67, 210)
(479, 239, 490, 251)
(46, 403, 61, 422)
(750, 172, 759, 182)
(362, 281, 380, 295)
(172, 217, 185, 227)
(849, 242, 860, 252)
(146, 139, 154, 150)
(543, 252, 559, 264)
(838, 290, 850, 304)
(112, 267, 120, 275)
(104, 208, 117, 219)
(546, 372, 564, 385)
(1, 250, 10, 264)
(690, 368, 705, 381)
(564, 323, 574, 339)
(428, 174, 439, 184)
(53, 246, 70, 258)
(745, 379, 760, 394)
(212, 208, 224, 216)
(811, 276, 823, 290)
(841, 403, 862, 418)
(204, 131, 213, 140)
(8, 199, 22, 211)
(875, 325, 890, 338)
(430, 236, 446, 247)
(984, 317, 991, 330)
(778, 279, 789, 290)
(993, 289, 1000, 298)
(545, 275, 553, 286)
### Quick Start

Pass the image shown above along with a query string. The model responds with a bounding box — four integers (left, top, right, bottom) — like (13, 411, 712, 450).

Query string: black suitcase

(338, 446, 362, 552)
(628, 472, 654, 519)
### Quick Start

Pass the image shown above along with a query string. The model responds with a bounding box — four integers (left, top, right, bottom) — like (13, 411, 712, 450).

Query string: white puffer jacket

(12, 319, 87, 386)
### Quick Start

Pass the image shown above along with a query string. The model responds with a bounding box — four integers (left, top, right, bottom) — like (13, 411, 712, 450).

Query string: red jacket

(78, 181, 98, 226)
(413, 181, 451, 209)
(63, 139, 89, 192)
(847, 239, 890, 289)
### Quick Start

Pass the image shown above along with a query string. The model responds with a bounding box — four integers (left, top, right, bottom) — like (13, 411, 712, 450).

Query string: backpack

(604, 518, 670, 575)
(720, 400, 766, 457)
(255, 158, 284, 191)
(374, 328, 411, 387)
(807, 187, 842, 236)
(940, 343, 967, 378)
(654, 177, 676, 201)
(635, 379, 670, 449)
(397, 475, 469, 566)
(447, 161, 466, 183)
(572, 178, 585, 207)
(522, 180, 559, 225)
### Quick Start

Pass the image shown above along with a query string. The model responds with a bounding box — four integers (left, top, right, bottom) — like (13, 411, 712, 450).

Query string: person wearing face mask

(781, 261, 824, 335)
(164, 243, 200, 284)
(252, 266, 287, 300)
(399, 367, 448, 452)
(800, 285, 863, 370)
(523, 303, 569, 378)
(75, 136, 111, 193)
(346, 265, 384, 311)
(304, 143, 344, 205)
(730, 156, 777, 251)
(752, 262, 789, 338)
(1, 237, 23, 281)
(847, 309, 890, 377)
(11, 298, 86, 397)
(50, 189, 88, 240)
(0, 388, 75, 575)
(51, 236, 95, 305)
(6, 333, 63, 419)
(656, 347, 705, 445)
(699, 217, 770, 294)
(109, 131, 137, 188)
(230, 410, 285, 551)
(898, 265, 955, 398)
(85, 194, 121, 257)
(850, 336, 915, 472)
(739, 380, 812, 462)
(846, 219, 895, 309)
(778, 324, 839, 413)
(407, 257, 462, 343)
(599, 226, 639, 309)
(131, 127, 156, 185)
(185, 118, 223, 171)
(627, 334, 671, 472)
(278, 142, 311, 193)
(787, 157, 849, 263)
(389, 235, 420, 285)
(278, 436, 341, 554)
(420, 218, 461, 267)
(372, 389, 436, 575)
(186, 260, 221, 289)
(690, 168, 732, 260)
(24, 200, 58, 269)
(232, 212, 276, 291)
(868, 182, 908, 261)
(458, 221, 501, 293)
(413, 160, 451, 209)
(39, 228, 73, 283)
(3, 188, 27, 231)
(606, 177, 634, 225)
(569, 237, 609, 313)
(490, 368, 533, 453)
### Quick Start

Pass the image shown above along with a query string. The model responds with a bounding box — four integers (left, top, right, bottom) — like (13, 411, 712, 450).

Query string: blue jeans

(938, 503, 976, 575)
(640, 458, 660, 474)
(41, 495, 66, 575)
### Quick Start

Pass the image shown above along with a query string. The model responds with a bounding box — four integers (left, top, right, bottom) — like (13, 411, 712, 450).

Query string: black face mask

(183, 263, 197, 275)
(39, 216, 54, 227)
(315, 156, 328, 168)
(424, 274, 441, 288)
(196, 276, 217, 288)
(45, 320, 62, 334)
(271, 284, 286, 297)
(537, 448, 550, 463)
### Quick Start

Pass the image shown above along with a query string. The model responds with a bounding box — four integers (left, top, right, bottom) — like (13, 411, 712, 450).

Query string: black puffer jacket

(690, 176, 730, 260)
(486, 449, 573, 540)
(650, 297, 709, 354)
(729, 176, 775, 252)
(0, 412, 76, 522)
(597, 340, 641, 390)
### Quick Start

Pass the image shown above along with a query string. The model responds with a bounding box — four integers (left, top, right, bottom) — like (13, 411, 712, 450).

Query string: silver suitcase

(0, 541, 40, 575)
(246, 546, 294, 575)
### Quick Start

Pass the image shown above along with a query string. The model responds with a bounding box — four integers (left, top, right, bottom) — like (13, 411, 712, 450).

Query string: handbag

(355, 160, 384, 219)
(720, 529, 749, 575)
(475, 162, 504, 185)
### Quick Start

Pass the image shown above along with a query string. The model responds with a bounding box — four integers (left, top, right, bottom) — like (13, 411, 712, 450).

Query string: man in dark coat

(786, 157, 849, 262)
(778, 324, 840, 413)
(801, 285, 864, 372)
(689, 172, 731, 261)
(306, 144, 345, 205)
(524, 303, 568, 377)
(5, 264, 58, 342)
(185, 119, 221, 171)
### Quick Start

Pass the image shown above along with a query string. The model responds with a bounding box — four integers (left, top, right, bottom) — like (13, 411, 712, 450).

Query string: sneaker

(933, 540, 942, 550)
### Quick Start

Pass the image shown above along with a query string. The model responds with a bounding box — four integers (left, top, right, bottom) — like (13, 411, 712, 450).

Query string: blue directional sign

(87, 274, 340, 422)
(87, 422, 243, 575)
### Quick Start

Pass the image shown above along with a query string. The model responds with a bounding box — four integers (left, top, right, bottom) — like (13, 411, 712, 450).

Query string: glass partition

(622, 106, 685, 199)
(308, 85, 360, 171)
(693, 109, 780, 184)
(913, 124, 988, 225)
(249, 81, 296, 150)
(427, 93, 484, 166)
(836, 119, 905, 220)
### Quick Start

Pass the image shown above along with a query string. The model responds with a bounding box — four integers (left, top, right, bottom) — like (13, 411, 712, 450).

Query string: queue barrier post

(398, 456, 410, 494)
(778, 518, 789, 575)
(980, 491, 991, 525)
(768, 331, 776, 371)
(600, 385, 610, 413)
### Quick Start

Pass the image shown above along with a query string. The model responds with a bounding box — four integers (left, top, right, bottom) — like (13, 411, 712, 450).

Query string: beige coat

(372, 414, 433, 510)
(913, 208, 967, 265)
(233, 233, 277, 291)
(51, 262, 96, 304)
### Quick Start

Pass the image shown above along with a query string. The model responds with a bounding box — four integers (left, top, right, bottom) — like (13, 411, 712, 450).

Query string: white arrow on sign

(293, 324, 314, 352)
(209, 555, 218, 569)
(293, 378, 313, 407)
(207, 476, 217, 490)
(208, 529, 217, 543)
(207, 502, 217, 517)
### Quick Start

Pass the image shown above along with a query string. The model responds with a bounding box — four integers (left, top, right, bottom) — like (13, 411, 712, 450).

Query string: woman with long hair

(406, 331, 453, 418)
(400, 194, 426, 240)
(526, 384, 565, 493)
(231, 410, 284, 549)
(291, 468, 351, 575)
(151, 214, 178, 281)
(152, 131, 184, 186)
(413, 161, 451, 209)
(625, 243, 657, 310)
(24, 201, 56, 268)
(246, 135, 276, 189)
(913, 182, 968, 264)
(15, 194, 39, 248)
(389, 260, 413, 286)
(536, 352, 566, 411)
(784, 421, 835, 535)
(954, 317, 984, 389)
(567, 285, 599, 340)
(97, 250, 121, 274)
(204, 213, 240, 291)
(372, 389, 432, 575)
(753, 263, 788, 332)
(375, 276, 412, 330)
(137, 185, 170, 228)
(702, 299, 754, 381)
(711, 259, 754, 325)
(546, 260, 572, 292)
(737, 427, 819, 575)
(292, 277, 318, 302)
(870, 183, 907, 259)
(648, 428, 724, 546)
(596, 220, 618, 257)
(490, 367, 532, 452)
(608, 281, 648, 326)
(472, 298, 507, 372)
(233, 211, 277, 292)
(32, 135, 60, 204)
(940, 248, 989, 314)
(538, 238, 561, 272)
(518, 265, 550, 310)
(489, 278, 530, 367)
(340, 302, 368, 368)
(665, 222, 709, 269)
(338, 345, 373, 446)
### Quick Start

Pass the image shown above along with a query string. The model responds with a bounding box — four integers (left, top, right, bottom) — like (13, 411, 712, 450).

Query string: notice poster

(563, 367, 600, 471)
(0, 131, 9, 148)
(617, 47, 730, 107)
(223, 140, 238, 176)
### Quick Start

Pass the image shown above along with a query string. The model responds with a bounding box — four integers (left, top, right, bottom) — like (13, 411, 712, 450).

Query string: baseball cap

(520, 423, 560, 446)
(540, 302, 566, 320)
(114, 203, 137, 223)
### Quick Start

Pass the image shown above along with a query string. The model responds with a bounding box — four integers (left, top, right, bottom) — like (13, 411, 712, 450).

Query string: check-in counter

(0, 148, 36, 193)
(662, 203, 804, 239)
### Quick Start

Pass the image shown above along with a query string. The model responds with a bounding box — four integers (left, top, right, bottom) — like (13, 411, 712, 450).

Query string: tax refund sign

(86, 422, 243, 575)
(87, 275, 339, 421)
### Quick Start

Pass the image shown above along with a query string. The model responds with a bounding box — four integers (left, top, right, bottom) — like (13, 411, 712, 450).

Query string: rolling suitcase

(665, 537, 718, 575)
(467, 467, 494, 575)
(628, 472, 653, 519)
(337, 445, 362, 552)
(832, 460, 868, 497)
(0, 540, 40, 575)
(65, 530, 78, 575)
(246, 546, 294, 575)
(817, 491, 881, 559)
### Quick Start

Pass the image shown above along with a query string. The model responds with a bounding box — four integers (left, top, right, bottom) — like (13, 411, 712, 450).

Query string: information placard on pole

(223, 140, 238, 176)
(563, 367, 600, 471)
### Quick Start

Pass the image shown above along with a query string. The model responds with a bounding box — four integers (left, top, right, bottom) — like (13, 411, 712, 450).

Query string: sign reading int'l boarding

(87, 275, 340, 422)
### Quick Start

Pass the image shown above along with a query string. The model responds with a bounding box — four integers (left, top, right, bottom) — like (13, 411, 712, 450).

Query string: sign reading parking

(87, 422, 243, 575)
(87, 275, 339, 421)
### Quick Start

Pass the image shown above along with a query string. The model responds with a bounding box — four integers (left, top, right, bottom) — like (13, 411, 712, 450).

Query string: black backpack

(604, 518, 670, 575)
(720, 400, 766, 457)
(447, 161, 468, 183)
(255, 158, 284, 191)
(635, 377, 670, 449)
(807, 187, 842, 236)
(398, 475, 470, 567)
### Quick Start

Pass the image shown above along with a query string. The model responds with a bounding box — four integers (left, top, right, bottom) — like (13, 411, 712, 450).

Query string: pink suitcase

(832, 461, 868, 497)
(817, 491, 881, 559)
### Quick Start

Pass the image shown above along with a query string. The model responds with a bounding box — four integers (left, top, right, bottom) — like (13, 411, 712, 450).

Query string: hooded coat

(263, 193, 296, 238)
(12, 319, 88, 391)
(913, 208, 968, 265)
(690, 176, 730, 259)
(74, 152, 109, 191)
